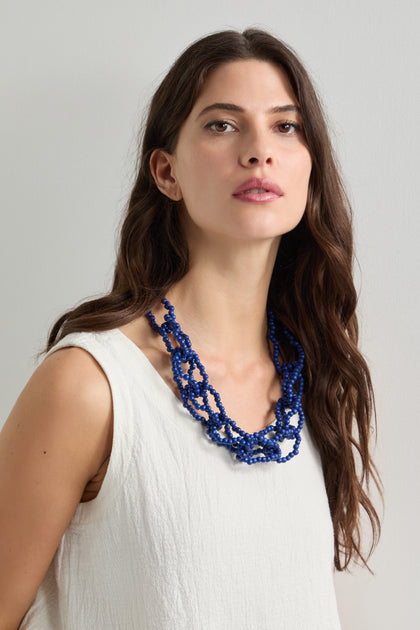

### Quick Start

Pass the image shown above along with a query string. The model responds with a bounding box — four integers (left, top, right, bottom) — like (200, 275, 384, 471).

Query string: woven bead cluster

(146, 298, 306, 465)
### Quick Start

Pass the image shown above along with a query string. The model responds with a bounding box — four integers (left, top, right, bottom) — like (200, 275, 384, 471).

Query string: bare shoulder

(40, 344, 112, 403)
(1, 343, 113, 486)
(0, 345, 113, 626)
(29, 345, 108, 431)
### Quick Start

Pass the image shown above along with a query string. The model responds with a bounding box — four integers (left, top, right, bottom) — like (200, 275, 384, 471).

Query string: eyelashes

(277, 121, 302, 134)
(204, 119, 302, 135)
(205, 120, 236, 133)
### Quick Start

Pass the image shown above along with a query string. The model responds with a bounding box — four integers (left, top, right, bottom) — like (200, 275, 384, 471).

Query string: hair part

(40, 28, 382, 570)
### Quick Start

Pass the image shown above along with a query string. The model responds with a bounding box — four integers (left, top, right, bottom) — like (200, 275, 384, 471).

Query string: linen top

(20, 328, 341, 630)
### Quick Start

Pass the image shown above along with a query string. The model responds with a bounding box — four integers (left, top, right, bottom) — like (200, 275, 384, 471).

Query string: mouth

(243, 188, 271, 193)
(232, 177, 284, 202)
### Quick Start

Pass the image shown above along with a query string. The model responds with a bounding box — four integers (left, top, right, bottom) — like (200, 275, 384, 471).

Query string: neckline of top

(111, 327, 188, 415)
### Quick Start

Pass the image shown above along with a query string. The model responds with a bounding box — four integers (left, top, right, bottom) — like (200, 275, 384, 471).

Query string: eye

(277, 121, 302, 135)
(205, 120, 236, 133)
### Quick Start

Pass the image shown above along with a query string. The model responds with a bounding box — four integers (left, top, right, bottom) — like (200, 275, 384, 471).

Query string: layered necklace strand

(146, 298, 306, 465)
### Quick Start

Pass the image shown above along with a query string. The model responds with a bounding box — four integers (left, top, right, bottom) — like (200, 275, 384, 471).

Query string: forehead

(193, 59, 297, 112)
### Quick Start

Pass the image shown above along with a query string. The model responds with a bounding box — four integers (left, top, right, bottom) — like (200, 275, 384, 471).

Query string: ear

(149, 149, 183, 201)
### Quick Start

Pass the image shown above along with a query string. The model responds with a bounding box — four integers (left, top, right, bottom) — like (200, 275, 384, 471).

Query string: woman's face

(157, 59, 312, 246)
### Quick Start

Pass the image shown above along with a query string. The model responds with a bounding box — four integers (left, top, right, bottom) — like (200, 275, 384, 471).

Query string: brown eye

(277, 122, 301, 134)
(205, 120, 235, 133)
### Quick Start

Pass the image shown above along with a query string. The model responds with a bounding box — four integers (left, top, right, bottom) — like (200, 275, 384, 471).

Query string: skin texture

(0, 59, 312, 628)
(0, 349, 113, 629)
(151, 59, 312, 246)
(130, 61, 313, 433)
(148, 59, 312, 370)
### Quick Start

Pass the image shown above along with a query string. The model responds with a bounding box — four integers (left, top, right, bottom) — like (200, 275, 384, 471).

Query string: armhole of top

(41, 331, 135, 526)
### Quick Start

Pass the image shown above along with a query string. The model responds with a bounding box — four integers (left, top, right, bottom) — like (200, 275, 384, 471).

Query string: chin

(233, 215, 303, 241)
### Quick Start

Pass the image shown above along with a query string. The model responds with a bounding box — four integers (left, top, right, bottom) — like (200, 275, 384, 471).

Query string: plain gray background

(1, 1, 419, 628)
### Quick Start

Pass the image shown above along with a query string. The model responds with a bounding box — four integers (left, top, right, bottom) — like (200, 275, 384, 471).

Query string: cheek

(289, 150, 312, 193)
(194, 143, 226, 175)
(174, 149, 218, 211)
(177, 143, 220, 189)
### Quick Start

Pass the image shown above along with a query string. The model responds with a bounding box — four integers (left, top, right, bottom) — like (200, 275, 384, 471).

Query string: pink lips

(232, 177, 284, 203)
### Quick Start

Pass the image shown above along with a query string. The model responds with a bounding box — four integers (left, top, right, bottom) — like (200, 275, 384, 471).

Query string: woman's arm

(0, 347, 113, 630)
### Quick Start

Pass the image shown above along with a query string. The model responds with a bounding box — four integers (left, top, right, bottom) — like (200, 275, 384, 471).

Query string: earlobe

(149, 149, 183, 201)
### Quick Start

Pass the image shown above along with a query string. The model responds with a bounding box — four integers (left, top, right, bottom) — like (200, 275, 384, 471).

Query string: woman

(0, 28, 381, 629)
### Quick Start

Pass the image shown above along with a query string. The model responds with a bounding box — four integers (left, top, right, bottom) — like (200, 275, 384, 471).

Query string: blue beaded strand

(146, 298, 306, 465)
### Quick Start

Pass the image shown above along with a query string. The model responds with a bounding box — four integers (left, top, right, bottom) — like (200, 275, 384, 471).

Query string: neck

(163, 237, 280, 367)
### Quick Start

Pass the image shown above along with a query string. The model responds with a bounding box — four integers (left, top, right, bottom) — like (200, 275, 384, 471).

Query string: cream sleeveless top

(21, 329, 341, 629)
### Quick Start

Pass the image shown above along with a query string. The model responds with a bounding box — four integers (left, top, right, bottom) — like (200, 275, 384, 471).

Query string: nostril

(247, 156, 272, 165)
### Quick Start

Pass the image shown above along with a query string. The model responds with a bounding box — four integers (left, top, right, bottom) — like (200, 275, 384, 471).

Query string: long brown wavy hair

(40, 28, 381, 571)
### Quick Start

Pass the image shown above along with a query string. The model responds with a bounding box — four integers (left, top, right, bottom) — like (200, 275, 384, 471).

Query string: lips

(232, 177, 284, 201)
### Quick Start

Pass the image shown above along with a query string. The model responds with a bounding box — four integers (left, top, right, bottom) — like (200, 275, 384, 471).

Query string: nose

(239, 129, 273, 167)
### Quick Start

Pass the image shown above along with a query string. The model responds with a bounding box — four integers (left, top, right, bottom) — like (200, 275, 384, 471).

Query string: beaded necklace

(146, 298, 306, 465)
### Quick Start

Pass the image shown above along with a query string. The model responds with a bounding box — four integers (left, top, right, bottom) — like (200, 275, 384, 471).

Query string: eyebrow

(196, 102, 301, 119)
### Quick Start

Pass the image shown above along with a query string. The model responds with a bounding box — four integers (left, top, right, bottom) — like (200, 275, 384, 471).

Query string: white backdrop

(1, 1, 419, 628)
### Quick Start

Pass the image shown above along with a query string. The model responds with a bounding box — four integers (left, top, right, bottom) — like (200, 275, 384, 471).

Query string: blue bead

(145, 300, 306, 465)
